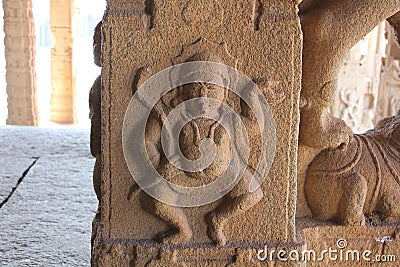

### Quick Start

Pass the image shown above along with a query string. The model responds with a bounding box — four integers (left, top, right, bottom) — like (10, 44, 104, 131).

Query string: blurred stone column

(50, 0, 76, 123)
(4, 0, 39, 126)
(375, 22, 400, 122)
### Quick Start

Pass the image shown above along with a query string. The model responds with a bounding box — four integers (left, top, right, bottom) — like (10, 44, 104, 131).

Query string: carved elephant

(305, 111, 400, 225)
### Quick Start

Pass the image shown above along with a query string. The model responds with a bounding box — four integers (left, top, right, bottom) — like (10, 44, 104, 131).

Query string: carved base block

(93, 218, 400, 266)
(92, 235, 306, 267)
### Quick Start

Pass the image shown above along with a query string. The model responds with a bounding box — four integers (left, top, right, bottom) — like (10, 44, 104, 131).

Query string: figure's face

(182, 82, 225, 115)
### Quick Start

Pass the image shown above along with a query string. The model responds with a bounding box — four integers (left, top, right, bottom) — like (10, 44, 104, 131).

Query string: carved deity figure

(305, 110, 400, 226)
(142, 54, 263, 246)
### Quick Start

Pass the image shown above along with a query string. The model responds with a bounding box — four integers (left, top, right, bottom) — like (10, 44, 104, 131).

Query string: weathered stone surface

(93, 0, 302, 264)
(0, 126, 97, 266)
(299, 0, 400, 151)
(0, 126, 91, 157)
(98, 0, 301, 252)
(92, 239, 306, 266)
(92, 0, 400, 266)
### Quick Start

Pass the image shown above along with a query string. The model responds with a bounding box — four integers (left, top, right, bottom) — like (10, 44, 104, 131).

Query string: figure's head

(179, 53, 228, 116)
(181, 81, 226, 115)
(93, 21, 102, 67)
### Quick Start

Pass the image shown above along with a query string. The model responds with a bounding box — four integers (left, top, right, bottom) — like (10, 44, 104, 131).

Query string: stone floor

(0, 126, 98, 266)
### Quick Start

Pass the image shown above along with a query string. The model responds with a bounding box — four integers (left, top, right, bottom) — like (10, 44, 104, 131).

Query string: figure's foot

(156, 228, 192, 244)
(380, 193, 400, 224)
(341, 214, 366, 226)
(205, 212, 227, 246)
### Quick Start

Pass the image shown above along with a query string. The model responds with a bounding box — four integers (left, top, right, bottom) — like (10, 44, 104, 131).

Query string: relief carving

(390, 95, 400, 116)
(136, 53, 263, 246)
(252, 0, 264, 31)
(338, 87, 362, 131)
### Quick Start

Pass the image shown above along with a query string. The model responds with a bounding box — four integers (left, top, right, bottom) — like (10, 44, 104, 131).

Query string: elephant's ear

(387, 12, 400, 48)
(371, 113, 400, 141)
(298, 0, 320, 15)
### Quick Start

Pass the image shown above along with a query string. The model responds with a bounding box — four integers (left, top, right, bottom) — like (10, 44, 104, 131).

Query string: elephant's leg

(379, 188, 400, 223)
(338, 173, 367, 226)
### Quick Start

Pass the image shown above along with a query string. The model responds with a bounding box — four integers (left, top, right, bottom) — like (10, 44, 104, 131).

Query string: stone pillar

(375, 22, 400, 122)
(50, 0, 76, 123)
(93, 0, 303, 265)
(4, 0, 39, 126)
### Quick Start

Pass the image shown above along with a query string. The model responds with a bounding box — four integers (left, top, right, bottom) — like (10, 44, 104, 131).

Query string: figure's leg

(152, 199, 192, 244)
(378, 188, 400, 223)
(205, 174, 263, 246)
(338, 173, 367, 226)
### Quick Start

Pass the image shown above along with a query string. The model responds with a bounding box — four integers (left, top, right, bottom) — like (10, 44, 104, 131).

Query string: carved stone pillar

(50, 0, 76, 123)
(375, 22, 400, 122)
(4, 0, 39, 126)
(93, 0, 303, 265)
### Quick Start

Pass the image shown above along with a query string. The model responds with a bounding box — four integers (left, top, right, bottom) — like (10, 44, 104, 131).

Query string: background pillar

(4, 0, 39, 126)
(50, 0, 76, 123)
(375, 22, 400, 122)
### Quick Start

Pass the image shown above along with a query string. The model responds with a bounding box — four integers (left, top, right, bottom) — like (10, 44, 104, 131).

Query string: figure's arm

(145, 110, 182, 183)
(129, 111, 165, 199)
(145, 110, 163, 167)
